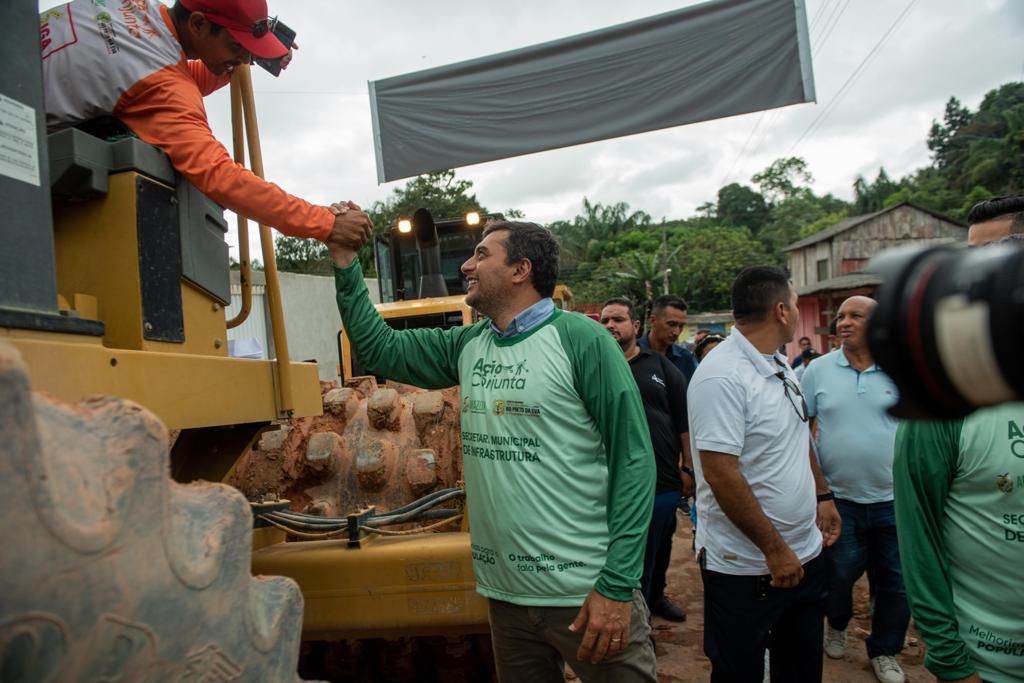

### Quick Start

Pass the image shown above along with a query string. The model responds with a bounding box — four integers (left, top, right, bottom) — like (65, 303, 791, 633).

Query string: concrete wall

(276, 272, 347, 380)
(226, 271, 379, 381)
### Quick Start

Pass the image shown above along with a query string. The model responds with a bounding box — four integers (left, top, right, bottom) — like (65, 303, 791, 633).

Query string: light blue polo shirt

(801, 348, 899, 503)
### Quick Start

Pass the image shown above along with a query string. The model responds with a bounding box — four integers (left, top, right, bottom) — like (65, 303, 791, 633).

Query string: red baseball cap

(180, 0, 288, 59)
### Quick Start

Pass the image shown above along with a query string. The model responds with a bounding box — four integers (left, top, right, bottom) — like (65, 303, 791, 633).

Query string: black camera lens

(866, 243, 1024, 419)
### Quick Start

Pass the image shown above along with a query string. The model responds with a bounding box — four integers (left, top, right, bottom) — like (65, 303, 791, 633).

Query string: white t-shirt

(688, 327, 822, 574)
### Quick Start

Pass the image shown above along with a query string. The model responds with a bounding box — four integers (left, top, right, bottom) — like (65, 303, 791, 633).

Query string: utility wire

(811, 0, 851, 57)
(719, 0, 837, 187)
(810, 0, 841, 40)
(718, 112, 767, 188)
(789, 0, 920, 154)
(810, 0, 832, 31)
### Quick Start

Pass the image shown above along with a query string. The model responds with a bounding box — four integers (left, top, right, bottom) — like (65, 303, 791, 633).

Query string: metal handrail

(228, 64, 295, 416)
(226, 78, 252, 329)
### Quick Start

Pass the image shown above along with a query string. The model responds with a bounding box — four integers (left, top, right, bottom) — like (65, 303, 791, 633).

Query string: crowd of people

(36, 1, 1022, 679)
(330, 194, 1023, 683)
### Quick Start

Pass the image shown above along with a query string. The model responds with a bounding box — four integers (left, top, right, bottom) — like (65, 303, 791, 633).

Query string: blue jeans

(825, 499, 909, 658)
(641, 490, 679, 606)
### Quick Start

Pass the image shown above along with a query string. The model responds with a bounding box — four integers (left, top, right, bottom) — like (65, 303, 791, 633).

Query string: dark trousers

(702, 553, 826, 683)
(641, 490, 678, 606)
(825, 498, 909, 658)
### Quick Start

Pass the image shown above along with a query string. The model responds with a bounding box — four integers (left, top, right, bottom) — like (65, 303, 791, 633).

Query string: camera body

(866, 241, 1024, 419)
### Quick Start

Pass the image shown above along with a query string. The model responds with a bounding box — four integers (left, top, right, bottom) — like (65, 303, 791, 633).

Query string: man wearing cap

(39, 0, 371, 248)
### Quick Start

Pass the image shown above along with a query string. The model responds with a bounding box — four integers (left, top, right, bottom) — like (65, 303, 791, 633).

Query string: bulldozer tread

(0, 343, 312, 682)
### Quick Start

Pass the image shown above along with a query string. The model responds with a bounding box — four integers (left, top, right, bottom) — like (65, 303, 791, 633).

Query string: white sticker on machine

(0, 94, 41, 187)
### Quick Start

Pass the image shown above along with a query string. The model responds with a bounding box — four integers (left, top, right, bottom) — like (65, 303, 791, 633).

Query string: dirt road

(643, 514, 932, 682)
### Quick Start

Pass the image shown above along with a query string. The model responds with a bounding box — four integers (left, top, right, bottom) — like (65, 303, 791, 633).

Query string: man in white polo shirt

(801, 295, 907, 683)
(689, 265, 840, 682)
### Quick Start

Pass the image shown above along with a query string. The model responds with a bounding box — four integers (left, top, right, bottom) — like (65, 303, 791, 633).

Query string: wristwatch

(816, 491, 835, 502)
(680, 466, 695, 478)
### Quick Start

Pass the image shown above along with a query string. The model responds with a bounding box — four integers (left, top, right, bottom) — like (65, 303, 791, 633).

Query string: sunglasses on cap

(206, 14, 277, 38)
(248, 16, 278, 38)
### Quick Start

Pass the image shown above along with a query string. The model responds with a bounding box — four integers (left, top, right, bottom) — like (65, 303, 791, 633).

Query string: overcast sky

(41, 0, 1024, 257)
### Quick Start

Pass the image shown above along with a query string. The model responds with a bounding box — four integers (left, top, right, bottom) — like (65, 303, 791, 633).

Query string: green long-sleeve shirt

(893, 403, 1024, 682)
(334, 263, 655, 605)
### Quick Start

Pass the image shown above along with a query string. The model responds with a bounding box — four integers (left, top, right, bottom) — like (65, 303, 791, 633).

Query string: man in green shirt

(893, 196, 1024, 682)
(327, 218, 658, 682)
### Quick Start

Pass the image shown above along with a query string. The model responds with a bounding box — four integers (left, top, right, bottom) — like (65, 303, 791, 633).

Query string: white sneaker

(871, 655, 905, 683)
(823, 624, 847, 659)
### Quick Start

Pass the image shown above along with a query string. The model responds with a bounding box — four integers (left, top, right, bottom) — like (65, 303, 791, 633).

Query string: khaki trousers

(488, 591, 657, 683)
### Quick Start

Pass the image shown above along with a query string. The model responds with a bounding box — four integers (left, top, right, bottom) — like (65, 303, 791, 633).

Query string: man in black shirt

(601, 297, 693, 623)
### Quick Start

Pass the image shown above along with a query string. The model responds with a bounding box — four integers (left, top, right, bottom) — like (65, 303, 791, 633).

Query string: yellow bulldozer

(0, 3, 497, 680)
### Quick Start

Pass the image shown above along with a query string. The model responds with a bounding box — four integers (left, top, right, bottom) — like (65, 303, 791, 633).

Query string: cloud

(39, 0, 1022, 251)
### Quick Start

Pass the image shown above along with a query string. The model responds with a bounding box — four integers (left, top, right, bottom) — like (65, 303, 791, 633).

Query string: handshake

(325, 201, 373, 267)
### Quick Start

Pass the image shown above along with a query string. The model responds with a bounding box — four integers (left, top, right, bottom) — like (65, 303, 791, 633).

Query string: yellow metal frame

(52, 172, 231, 357)
(339, 295, 474, 379)
(252, 531, 488, 640)
(1, 329, 321, 430)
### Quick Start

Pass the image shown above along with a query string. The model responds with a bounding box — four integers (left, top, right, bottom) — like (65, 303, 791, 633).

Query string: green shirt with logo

(894, 403, 1024, 682)
(334, 263, 655, 605)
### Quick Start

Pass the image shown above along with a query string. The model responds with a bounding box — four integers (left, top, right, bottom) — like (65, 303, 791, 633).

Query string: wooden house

(782, 202, 966, 360)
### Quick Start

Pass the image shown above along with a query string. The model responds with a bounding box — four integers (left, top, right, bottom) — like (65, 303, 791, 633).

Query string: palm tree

(554, 198, 652, 267)
(613, 242, 682, 322)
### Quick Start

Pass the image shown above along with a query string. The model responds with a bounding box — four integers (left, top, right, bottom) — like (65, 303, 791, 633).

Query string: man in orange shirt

(40, 0, 371, 249)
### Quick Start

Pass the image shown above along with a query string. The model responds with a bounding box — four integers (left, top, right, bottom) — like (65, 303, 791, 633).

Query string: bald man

(800, 296, 908, 683)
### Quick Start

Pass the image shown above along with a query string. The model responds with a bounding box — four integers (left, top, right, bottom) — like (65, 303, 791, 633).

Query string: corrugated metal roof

(782, 202, 965, 252)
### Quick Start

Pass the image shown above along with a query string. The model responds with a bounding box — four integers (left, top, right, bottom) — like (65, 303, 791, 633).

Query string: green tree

(273, 236, 332, 275)
(881, 166, 963, 217)
(927, 96, 973, 170)
(853, 168, 900, 214)
(551, 198, 651, 273)
(744, 156, 851, 254)
(611, 238, 683, 317)
(798, 209, 849, 239)
(668, 225, 773, 311)
(568, 224, 772, 311)
(918, 83, 1024, 201)
(758, 192, 849, 255)
(362, 170, 491, 274)
(716, 183, 770, 234)
(368, 170, 485, 233)
(752, 157, 814, 204)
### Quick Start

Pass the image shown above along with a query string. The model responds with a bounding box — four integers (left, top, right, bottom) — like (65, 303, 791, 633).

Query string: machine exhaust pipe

(412, 208, 449, 298)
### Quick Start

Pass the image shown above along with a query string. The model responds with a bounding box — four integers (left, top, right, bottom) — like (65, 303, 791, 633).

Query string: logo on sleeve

(996, 473, 1014, 494)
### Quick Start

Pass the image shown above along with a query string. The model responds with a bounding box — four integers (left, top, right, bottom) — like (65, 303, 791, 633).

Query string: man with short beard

(601, 297, 693, 623)
(329, 220, 658, 682)
(639, 295, 698, 382)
